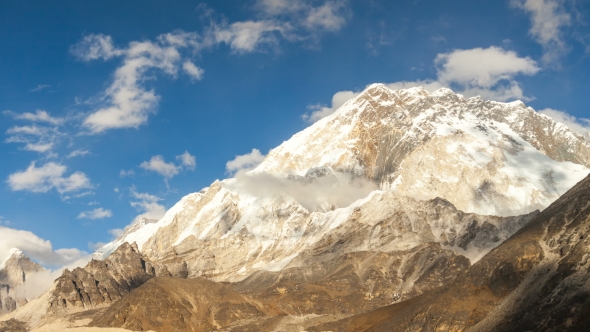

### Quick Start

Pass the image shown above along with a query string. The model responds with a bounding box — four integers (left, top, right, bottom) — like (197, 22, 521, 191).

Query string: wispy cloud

(73, 1, 350, 133)
(77, 207, 113, 220)
(4, 109, 64, 125)
(3, 110, 67, 155)
(30, 84, 51, 92)
(119, 169, 135, 177)
(511, 0, 572, 64)
(67, 149, 90, 158)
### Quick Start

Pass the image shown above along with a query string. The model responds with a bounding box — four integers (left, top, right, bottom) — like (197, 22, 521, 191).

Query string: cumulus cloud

(140, 152, 196, 179)
(511, 0, 571, 64)
(77, 207, 113, 220)
(227, 170, 376, 212)
(177, 151, 196, 170)
(305, 46, 541, 122)
(396, 47, 540, 101)
(226, 149, 266, 174)
(7, 162, 92, 194)
(140, 155, 180, 178)
(539, 108, 590, 141)
(302, 90, 358, 122)
(182, 61, 205, 80)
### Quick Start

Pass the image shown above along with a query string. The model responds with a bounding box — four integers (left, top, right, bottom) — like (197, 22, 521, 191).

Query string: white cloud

(226, 148, 266, 174)
(0, 226, 92, 300)
(305, 46, 541, 122)
(302, 90, 358, 122)
(3, 109, 64, 125)
(70, 34, 123, 61)
(0, 226, 88, 267)
(228, 170, 376, 212)
(7, 162, 92, 194)
(129, 189, 166, 225)
(4, 125, 65, 154)
(182, 61, 205, 80)
(511, 0, 571, 63)
(75, 31, 202, 133)
(257, 0, 349, 32)
(30, 84, 51, 92)
(177, 151, 196, 170)
(119, 169, 135, 177)
(213, 20, 289, 53)
(67, 149, 90, 158)
(109, 228, 124, 238)
(75, 2, 349, 133)
(304, 1, 348, 31)
(434, 47, 540, 88)
(539, 108, 590, 141)
(140, 155, 180, 178)
(77, 208, 113, 220)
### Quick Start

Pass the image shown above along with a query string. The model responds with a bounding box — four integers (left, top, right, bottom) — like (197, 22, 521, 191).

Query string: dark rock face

(309, 174, 590, 332)
(48, 242, 162, 312)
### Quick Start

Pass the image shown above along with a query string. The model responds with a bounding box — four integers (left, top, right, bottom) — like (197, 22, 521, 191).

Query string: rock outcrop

(47, 242, 160, 314)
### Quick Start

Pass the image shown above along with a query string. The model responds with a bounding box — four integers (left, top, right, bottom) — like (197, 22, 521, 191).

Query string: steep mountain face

(94, 84, 587, 285)
(0, 248, 43, 315)
(259, 84, 590, 216)
(310, 173, 590, 332)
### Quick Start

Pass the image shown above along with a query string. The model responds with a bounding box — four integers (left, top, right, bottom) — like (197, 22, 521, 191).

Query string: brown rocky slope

(309, 173, 590, 332)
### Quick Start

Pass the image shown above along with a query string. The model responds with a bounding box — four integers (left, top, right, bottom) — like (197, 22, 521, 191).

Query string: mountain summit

(258, 84, 590, 216)
(0, 248, 43, 314)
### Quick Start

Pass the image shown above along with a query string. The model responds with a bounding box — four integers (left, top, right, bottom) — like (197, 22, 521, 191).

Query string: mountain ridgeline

(1, 84, 590, 331)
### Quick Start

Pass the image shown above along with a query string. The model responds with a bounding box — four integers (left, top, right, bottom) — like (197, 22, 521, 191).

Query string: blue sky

(1, 0, 589, 267)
